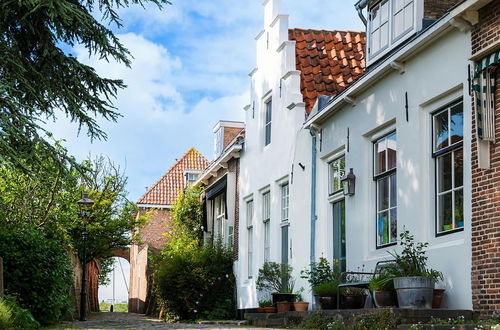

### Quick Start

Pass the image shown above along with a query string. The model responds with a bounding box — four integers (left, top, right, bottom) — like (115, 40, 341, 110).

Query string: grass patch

(99, 302, 128, 312)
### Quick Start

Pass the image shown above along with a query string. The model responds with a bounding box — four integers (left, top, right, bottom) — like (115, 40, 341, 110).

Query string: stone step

(399, 324, 500, 330)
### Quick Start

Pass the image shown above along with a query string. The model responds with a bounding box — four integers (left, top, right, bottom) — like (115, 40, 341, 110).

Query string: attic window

(214, 127, 224, 158)
(368, 0, 417, 63)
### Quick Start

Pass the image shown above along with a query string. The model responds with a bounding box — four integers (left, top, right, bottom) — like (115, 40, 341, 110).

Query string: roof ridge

(289, 28, 365, 34)
(137, 148, 208, 204)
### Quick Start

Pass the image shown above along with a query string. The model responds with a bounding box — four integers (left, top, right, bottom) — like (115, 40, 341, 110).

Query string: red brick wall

(223, 127, 243, 150)
(137, 208, 172, 250)
(424, 0, 461, 19)
(471, 0, 500, 316)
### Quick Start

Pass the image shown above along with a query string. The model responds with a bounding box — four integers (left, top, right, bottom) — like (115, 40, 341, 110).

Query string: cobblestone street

(52, 312, 276, 329)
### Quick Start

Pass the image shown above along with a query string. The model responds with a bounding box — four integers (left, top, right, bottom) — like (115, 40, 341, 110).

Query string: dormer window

(368, 0, 417, 63)
(214, 127, 223, 158)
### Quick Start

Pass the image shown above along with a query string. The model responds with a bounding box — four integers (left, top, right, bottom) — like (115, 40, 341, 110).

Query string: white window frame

(214, 194, 226, 243)
(432, 100, 464, 235)
(214, 127, 224, 158)
(262, 191, 271, 261)
(264, 98, 272, 146)
(246, 200, 254, 278)
(367, 0, 418, 63)
(329, 156, 346, 195)
(281, 183, 289, 222)
(374, 131, 397, 248)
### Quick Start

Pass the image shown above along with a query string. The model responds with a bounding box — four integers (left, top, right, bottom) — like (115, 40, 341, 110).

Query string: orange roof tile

(289, 29, 366, 114)
(137, 148, 210, 205)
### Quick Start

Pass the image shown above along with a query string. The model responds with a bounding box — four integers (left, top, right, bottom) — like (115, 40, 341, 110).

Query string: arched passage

(98, 256, 131, 312)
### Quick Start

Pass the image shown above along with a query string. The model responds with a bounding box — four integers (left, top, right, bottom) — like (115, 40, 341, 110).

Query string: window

(185, 172, 199, 186)
(264, 99, 272, 146)
(433, 100, 464, 234)
(214, 127, 223, 158)
(393, 0, 414, 40)
(246, 200, 254, 278)
(369, 0, 389, 55)
(329, 156, 346, 195)
(368, 0, 415, 60)
(262, 191, 271, 261)
(374, 132, 397, 247)
(214, 194, 226, 241)
(281, 184, 289, 222)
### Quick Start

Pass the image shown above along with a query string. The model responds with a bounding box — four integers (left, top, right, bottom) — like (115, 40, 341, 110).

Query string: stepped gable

(289, 28, 366, 114)
(137, 148, 209, 205)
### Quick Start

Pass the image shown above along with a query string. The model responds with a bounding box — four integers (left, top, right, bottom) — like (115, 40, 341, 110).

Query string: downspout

(309, 125, 319, 265)
(355, 0, 369, 26)
(309, 124, 319, 309)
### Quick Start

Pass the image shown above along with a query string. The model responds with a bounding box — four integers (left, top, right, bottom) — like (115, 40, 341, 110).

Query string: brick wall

(424, 0, 461, 19)
(137, 207, 172, 250)
(223, 127, 244, 150)
(471, 0, 500, 316)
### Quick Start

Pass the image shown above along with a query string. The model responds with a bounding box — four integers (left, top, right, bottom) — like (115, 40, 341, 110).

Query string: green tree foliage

(0, 0, 170, 170)
(0, 229, 73, 325)
(155, 243, 235, 321)
(153, 185, 235, 320)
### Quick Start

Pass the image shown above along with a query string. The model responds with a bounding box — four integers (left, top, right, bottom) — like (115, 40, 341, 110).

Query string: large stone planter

(393, 276, 434, 309)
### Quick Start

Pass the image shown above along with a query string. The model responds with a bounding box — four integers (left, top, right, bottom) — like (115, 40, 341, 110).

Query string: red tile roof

(137, 148, 209, 205)
(289, 29, 366, 114)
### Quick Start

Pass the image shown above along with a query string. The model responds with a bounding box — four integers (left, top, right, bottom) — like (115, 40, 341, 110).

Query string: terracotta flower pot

(432, 289, 445, 308)
(263, 306, 277, 313)
(257, 307, 266, 313)
(276, 301, 292, 313)
(292, 301, 309, 312)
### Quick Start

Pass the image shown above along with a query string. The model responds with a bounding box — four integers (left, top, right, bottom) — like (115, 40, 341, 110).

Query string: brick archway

(112, 247, 130, 262)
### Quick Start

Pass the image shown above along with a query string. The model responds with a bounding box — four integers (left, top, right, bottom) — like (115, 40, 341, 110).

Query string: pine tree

(0, 0, 170, 170)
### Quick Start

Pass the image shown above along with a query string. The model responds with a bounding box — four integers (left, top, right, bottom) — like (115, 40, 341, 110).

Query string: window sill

(436, 227, 464, 237)
(376, 242, 397, 250)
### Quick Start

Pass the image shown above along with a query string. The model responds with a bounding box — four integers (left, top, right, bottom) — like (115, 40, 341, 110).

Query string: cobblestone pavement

(51, 312, 277, 329)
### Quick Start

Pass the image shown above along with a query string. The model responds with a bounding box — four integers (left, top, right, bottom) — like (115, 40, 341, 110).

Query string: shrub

(154, 242, 235, 321)
(299, 311, 337, 330)
(0, 228, 73, 325)
(301, 258, 341, 293)
(0, 298, 13, 329)
(1, 296, 39, 329)
(256, 262, 294, 294)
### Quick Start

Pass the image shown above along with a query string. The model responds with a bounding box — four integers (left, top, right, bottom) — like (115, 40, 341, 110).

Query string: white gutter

(195, 143, 243, 186)
(304, 0, 488, 127)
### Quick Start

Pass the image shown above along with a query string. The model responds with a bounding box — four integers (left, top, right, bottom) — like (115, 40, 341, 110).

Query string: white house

(304, 0, 488, 310)
(237, 0, 366, 310)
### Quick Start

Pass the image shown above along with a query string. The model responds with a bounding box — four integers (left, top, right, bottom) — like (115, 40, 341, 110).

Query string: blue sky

(49, 0, 363, 204)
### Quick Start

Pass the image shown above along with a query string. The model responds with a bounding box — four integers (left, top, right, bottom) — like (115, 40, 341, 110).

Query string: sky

(48, 1, 363, 301)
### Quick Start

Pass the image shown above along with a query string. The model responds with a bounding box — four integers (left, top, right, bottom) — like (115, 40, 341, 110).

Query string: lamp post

(77, 192, 94, 321)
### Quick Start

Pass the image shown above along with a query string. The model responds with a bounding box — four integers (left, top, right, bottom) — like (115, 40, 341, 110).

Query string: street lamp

(77, 192, 94, 321)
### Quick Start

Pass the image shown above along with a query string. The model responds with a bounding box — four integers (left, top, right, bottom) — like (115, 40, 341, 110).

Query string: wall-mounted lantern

(341, 168, 356, 196)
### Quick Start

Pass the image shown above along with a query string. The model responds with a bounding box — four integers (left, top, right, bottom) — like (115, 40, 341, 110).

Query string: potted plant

(292, 288, 309, 312)
(258, 300, 276, 313)
(257, 262, 295, 307)
(301, 257, 341, 310)
(312, 281, 339, 309)
(428, 270, 445, 308)
(340, 286, 367, 309)
(368, 272, 397, 307)
(388, 230, 443, 309)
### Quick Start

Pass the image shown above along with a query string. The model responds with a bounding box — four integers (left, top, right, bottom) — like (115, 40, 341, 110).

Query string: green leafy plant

(355, 309, 400, 330)
(313, 281, 339, 296)
(299, 311, 337, 330)
(2, 296, 39, 329)
(0, 299, 13, 329)
(295, 287, 305, 301)
(258, 300, 273, 308)
(368, 272, 395, 291)
(301, 257, 341, 289)
(388, 230, 443, 280)
(0, 228, 73, 325)
(256, 262, 295, 294)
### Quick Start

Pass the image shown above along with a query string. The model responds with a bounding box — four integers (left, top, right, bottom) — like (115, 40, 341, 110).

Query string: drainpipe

(355, 0, 369, 26)
(309, 124, 319, 309)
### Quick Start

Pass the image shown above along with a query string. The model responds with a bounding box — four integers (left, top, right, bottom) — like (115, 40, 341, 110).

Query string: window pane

(371, 6, 380, 28)
(266, 100, 272, 123)
(377, 211, 389, 245)
(450, 102, 464, 145)
(371, 29, 380, 54)
(394, 0, 405, 12)
(381, 1, 389, 22)
(403, 2, 414, 31)
(390, 174, 397, 207)
(454, 189, 464, 229)
(394, 11, 404, 38)
(380, 22, 389, 49)
(387, 133, 397, 170)
(434, 110, 449, 151)
(265, 123, 271, 145)
(454, 149, 463, 188)
(375, 138, 387, 175)
(438, 192, 453, 232)
(378, 177, 389, 211)
(438, 153, 452, 192)
(390, 208, 397, 243)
